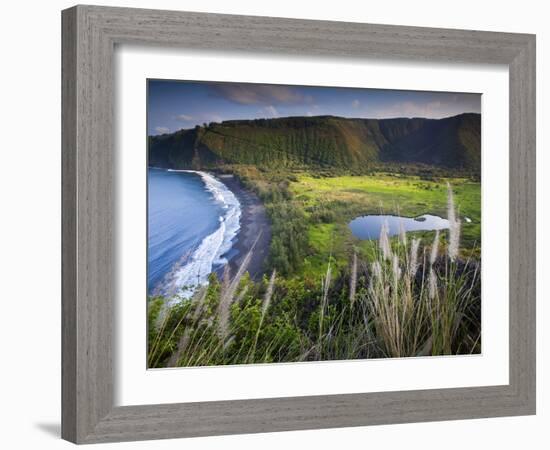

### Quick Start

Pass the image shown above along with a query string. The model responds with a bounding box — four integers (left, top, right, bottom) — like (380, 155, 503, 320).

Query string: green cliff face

(148, 113, 480, 173)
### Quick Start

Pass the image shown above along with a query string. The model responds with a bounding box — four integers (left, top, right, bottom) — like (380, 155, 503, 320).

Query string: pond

(348, 214, 450, 240)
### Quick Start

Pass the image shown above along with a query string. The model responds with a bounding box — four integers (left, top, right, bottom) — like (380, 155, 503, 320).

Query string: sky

(147, 80, 481, 136)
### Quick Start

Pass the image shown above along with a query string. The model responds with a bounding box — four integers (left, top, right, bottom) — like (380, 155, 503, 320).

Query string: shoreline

(216, 173, 271, 281)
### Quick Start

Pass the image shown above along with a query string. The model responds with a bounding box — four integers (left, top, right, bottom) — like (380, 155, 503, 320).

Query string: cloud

(374, 100, 450, 119)
(305, 105, 321, 116)
(176, 113, 223, 125)
(175, 114, 193, 121)
(259, 105, 279, 118)
(154, 126, 170, 134)
(427, 101, 442, 110)
(352, 99, 360, 108)
(372, 93, 480, 119)
(202, 113, 223, 123)
(212, 84, 312, 105)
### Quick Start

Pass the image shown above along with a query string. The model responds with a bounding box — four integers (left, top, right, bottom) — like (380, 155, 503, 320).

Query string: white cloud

(175, 114, 193, 121)
(352, 99, 360, 108)
(175, 113, 223, 126)
(374, 100, 451, 119)
(426, 101, 442, 110)
(154, 126, 170, 134)
(259, 105, 279, 117)
(203, 113, 223, 123)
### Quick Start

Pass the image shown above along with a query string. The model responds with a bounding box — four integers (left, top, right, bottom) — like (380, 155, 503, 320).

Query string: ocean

(147, 168, 241, 299)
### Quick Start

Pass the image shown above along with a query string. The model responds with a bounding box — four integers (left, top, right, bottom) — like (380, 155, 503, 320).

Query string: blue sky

(148, 80, 481, 136)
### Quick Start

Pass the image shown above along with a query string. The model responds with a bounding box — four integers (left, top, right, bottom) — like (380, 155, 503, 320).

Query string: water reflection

(349, 214, 450, 240)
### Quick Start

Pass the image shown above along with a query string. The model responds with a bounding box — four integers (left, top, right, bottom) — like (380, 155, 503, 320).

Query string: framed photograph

(62, 5, 536, 444)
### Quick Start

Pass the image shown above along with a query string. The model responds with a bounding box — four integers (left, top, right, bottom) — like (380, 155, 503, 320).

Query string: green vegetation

(148, 168, 481, 367)
(291, 173, 481, 265)
(148, 185, 480, 366)
(147, 113, 482, 367)
(231, 167, 480, 278)
(148, 113, 481, 174)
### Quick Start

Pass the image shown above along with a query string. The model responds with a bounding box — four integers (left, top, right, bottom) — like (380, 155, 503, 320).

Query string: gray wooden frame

(62, 4, 536, 444)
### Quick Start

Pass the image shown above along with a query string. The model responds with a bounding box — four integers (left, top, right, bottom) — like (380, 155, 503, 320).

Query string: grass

(303, 223, 350, 277)
(290, 172, 481, 278)
(147, 179, 481, 368)
(292, 172, 480, 227)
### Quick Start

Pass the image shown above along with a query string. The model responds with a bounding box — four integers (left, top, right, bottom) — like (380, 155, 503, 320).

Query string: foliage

(147, 185, 481, 367)
(146, 112, 483, 368)
(148, 114, 481, 175)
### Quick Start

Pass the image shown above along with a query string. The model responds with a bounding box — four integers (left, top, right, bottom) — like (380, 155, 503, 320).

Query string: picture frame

(61, 4, 536, 444)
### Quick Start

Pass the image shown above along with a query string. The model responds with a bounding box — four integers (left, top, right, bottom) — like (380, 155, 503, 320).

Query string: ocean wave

(158, 170, 241, 301)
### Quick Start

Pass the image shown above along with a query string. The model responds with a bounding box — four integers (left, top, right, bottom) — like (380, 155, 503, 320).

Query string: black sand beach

(217, 174, 271, 281)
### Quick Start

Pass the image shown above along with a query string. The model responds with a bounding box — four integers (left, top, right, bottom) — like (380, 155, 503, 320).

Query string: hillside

(148, 113, 481, 173)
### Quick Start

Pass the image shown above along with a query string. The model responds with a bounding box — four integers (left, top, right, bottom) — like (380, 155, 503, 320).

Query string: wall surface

(0, 0, 546, 448)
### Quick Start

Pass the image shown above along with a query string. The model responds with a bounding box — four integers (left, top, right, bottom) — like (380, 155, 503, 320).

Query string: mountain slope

(148, 113, 481, 173)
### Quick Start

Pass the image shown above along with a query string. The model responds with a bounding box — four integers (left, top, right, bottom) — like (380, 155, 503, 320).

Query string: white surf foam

(161, 170, 242, 301)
